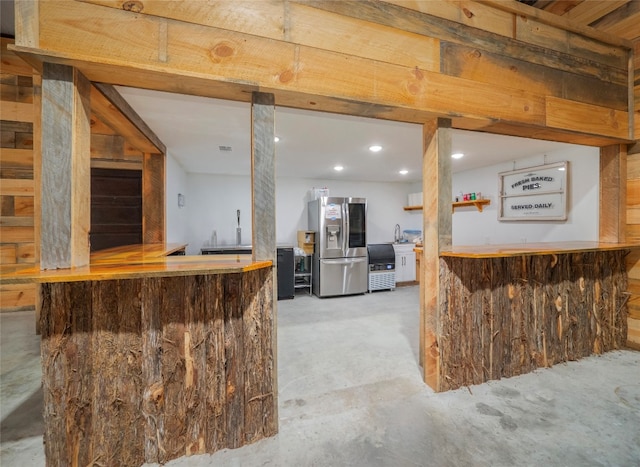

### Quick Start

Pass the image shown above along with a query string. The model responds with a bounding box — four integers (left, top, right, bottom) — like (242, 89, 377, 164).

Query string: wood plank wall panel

(438, 250, 629, 391)
(626, 151, 640, 348)
(37, 0, 632, 143)
(1, 38, 155, 312)
(40, 268, 276, 466)
(0, 38, 37, 311)
(624, 36, 640, 349)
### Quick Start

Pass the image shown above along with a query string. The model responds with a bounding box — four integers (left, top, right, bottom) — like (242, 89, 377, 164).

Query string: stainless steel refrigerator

(308, 197, 368, 297)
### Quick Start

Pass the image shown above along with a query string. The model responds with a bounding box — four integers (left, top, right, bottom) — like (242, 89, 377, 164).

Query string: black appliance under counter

(367, 243, 396, 292)
(201, 245, 295, 300)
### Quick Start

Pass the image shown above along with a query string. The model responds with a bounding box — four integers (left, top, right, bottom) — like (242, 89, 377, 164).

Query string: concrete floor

(1, 285, 639, 466)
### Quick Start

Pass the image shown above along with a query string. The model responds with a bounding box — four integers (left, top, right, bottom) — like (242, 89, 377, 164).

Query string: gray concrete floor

(1, 285, 639, 466)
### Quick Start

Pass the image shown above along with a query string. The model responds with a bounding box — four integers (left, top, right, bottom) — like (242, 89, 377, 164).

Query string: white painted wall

(183, 174, 420, 254)
(165, 151, 189, 244)
(452, 145, 599, 245)
(171, 145, 599, 253)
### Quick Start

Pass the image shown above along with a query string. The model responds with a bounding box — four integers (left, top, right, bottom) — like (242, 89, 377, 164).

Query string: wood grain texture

(0, 282, 36, 310)
(421, 118, 452, 390)
(39, 268, 276, 465)
(13, 0, 39, 49)
(1, 37, 36, 76)
(0, 38, 38, 313)
(251, 92, 276, 262)
(21, 0, 629, 145)
(482, 0, 632, 47)
(600, 144, 627, 242)
(0, 101, 33, 122)
(142, 153, 165, 244)
(438, 250, 629, 391)
(92, 83, 166, 154)
(41, 62, 91, 269)
(545, 96, 629, 139)
(440, 41, 628, 110)
(306, 0, 628, 83)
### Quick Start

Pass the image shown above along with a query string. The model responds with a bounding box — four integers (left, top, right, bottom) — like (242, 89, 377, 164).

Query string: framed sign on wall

(498, 161, 568, 221)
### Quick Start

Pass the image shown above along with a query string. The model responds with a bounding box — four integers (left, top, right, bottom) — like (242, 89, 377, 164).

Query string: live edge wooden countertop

(0, 243, 272, 284)
(413, 241, 639, 259)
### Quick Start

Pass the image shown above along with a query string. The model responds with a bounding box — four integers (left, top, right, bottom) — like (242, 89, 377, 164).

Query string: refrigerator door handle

(343, 202, 349, 253)
(322, 257, 367, 265)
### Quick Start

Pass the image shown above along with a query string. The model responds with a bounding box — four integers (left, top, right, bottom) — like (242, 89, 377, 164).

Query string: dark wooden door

(90, 168, 142, 251)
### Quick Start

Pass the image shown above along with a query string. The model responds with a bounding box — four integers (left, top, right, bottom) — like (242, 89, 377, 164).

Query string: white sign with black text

(499, 162, 568, 221)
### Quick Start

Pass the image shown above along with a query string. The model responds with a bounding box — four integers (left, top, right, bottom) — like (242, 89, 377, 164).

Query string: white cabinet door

(393, 244, 416, 282)
(402, 251, 416, 282)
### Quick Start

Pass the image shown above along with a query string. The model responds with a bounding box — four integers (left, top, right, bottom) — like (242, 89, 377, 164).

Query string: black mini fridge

(277, 247, 295, 300)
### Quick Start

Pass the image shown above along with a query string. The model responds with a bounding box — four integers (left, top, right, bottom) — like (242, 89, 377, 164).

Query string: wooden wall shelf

(452, 199, 490, 212)
(403, 199, 491, 213)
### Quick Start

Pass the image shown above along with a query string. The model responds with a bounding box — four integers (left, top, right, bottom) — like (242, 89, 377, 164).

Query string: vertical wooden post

(421, 118, 452, 391)
(599, 144, 627, 242)
(251, 92, 276, 261)
(40, 63, 91, 269)
(14, 0, 39, 49)
(250, 91, 278, 423)
(143, 152, 165, 243)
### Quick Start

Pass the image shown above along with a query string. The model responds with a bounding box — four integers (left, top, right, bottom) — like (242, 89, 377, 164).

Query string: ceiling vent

(219, 145, 233, 152)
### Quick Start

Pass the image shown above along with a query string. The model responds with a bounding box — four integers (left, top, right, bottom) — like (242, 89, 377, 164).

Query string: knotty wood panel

(1, 39, 38, 314)
(441, 41, 628, 111)
(438, 250, 628, 392)
(28, 0, 633, 143)
(39, 268, 276, 465)
(0, 282, 36, 311)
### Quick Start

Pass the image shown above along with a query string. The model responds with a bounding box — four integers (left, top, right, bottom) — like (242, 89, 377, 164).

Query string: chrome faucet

(394, 224, 401, 243)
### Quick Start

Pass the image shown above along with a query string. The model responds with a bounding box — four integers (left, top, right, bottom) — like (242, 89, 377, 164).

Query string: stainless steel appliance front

(308, 197, 368, 297)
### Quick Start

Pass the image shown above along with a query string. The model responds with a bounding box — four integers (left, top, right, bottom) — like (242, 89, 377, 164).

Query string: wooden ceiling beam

(10, 0, 634, 144)
(483, 0, 633, 48)
(90, 83, 165, 155)
(562, 0, 630, 28)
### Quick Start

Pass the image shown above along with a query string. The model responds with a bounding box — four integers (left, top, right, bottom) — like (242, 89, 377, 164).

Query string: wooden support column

(599, 144, 627, 242)
(251, 92, 276, 261)
(250, 91, 278, 424)
(143, 152, 165, 243)
(421, 118, 452, 391)
(40, 62, 91, 269)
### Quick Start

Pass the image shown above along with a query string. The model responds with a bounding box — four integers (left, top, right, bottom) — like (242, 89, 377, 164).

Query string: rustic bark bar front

(3, 249, 276, 466)
(425, 242, 632, 392)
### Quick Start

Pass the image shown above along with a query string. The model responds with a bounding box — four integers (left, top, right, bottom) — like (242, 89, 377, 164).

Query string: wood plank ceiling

(517, 0, 640, 41)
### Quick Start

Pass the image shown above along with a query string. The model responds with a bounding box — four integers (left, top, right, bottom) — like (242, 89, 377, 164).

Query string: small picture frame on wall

(498, 161, 568, 221)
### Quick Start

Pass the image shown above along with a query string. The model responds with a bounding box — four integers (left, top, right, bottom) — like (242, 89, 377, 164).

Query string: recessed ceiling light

(451, 153, 464, 159)
(334, 165, 344, 171)
(369, 145, 382, 153)
(558, 167, 565, 171)
(399, 169, 408, 175)
(274, 136, 280, 142)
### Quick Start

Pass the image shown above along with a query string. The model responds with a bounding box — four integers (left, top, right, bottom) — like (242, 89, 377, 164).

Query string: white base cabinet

(393, 243, 416, 283)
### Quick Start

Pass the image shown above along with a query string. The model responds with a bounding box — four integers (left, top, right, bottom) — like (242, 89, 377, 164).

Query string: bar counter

(416, 241, 635, 392)
(438, 240, 636, 258)
(1, 244, 277, 466)
(1, 243, 272, 283)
